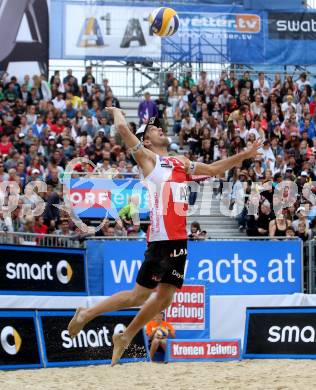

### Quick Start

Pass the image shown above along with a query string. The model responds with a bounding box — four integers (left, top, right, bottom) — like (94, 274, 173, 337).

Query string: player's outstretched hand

(244, 139, 263, 160)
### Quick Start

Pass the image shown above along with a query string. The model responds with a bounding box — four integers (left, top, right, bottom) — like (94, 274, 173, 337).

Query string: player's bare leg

(111, 283, 176, 366)
(68, 284, 152, 338)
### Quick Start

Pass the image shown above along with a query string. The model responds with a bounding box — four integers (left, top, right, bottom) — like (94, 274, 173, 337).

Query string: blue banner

(162, 6, 316, 64)
(51, 0, 316, 64)
(100, 240, 302, 296)
(64, 178, 149, 219)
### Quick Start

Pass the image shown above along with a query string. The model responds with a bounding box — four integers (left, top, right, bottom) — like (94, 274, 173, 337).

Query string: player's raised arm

(105, 107, 155, 174)
(182, 139, 262, 178)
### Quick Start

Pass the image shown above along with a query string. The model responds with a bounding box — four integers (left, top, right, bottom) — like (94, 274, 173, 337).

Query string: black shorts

(136, 240, 187, 289)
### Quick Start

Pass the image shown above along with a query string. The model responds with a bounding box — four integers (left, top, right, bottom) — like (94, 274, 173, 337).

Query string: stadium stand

(0, 66, 315, 242)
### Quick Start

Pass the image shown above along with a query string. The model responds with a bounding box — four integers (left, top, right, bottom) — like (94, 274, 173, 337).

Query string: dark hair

(191, 221, 201, 230)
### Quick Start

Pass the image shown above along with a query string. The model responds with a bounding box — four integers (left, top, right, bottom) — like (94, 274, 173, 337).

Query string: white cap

(32, 168, 40, 174)
(18, 133, 25, 138)
(56, 143, 63, 148)
(48, 135, 55, 140)
(296, 206, 306, 214)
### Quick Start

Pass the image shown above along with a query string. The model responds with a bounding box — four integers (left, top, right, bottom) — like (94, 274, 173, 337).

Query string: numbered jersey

(142, 155, 190, 242)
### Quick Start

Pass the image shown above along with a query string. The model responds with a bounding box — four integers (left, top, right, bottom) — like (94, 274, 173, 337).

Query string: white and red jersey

(141, 155, 190, 242)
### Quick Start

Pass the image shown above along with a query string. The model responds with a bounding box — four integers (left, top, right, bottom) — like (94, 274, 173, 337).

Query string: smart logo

(0, 326, 22, 355)
(0, 247, 86, 294)
(56, 260, 73, 284)
(6, 260, 73, 284)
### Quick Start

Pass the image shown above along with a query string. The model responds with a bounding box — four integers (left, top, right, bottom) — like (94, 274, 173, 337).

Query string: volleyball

(149, 7, 180, 37)
(155, 326, 169, 339)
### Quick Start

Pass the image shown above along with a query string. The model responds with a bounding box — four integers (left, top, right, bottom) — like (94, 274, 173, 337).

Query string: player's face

(145, 125, 169, 148)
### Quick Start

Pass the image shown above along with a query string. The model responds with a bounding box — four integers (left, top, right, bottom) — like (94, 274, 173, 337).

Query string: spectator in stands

(247, 200, 274, 237)
(254, 72, 270, 92)
(155, 94, 168, 131)
(137, 92, 158, 125)
(188, 221, 206, 240)
(33, 216, 48, 235)
(296, 221, 311, 241)
(119, 195, 140, 228)
(292, 206, 310, 232)
(95, 219, 111, 237)
(146, 312, 175, 361)
(296, 73, 311, 94)
(127, 223, 146, 238)
(82, 66, 95, 84)
(269, 212, 292, 237)
(55, 219, 73, 236)
(114, 221, 126, 237)
(179, 112, 196, 150)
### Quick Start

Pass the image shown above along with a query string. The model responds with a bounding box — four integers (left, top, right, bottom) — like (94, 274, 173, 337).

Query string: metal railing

(49, 60, 316, 98)
(0, 232, 83, 248)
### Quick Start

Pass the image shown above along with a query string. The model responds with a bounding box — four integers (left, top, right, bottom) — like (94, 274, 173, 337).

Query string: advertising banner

(50, 1, 316, 64)
(0, 311, 42, 369)
(210, 293, 304, 346)
(102, 240, 302, 296)
(163, 7, 316, 65)
(0, 0, 49, 78)
(0, 246, 87, 295)
(64, 178, 149, 219)
(38, 310, 147, 366)
(243, 307, 316, 358)
(165, 284, 206, 331)
(51, 0, 160, 60)
(166, 339, 241, 362)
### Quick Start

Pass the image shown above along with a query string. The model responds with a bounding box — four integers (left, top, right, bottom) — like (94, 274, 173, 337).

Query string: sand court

(1, 360, 316, 390)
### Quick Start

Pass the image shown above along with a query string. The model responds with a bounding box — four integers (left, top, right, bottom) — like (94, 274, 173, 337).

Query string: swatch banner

(51, 0, 316, 64)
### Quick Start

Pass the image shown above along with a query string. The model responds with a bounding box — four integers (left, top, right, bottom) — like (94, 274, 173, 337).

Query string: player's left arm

(180, 139, 262, 177)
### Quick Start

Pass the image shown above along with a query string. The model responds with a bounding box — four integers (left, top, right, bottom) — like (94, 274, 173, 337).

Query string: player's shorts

(136, 239, 187, 289)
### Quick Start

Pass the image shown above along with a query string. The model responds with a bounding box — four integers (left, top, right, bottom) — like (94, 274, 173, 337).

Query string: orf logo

(236, 14, 261, 33)
(56, 260, 73, 284)
(1, 326, 22, 355)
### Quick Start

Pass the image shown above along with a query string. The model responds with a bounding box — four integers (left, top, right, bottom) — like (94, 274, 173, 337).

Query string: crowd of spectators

(0, 66, 144, 240)
(0, 65, 316, 241)
(153, 69, 316, 240)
